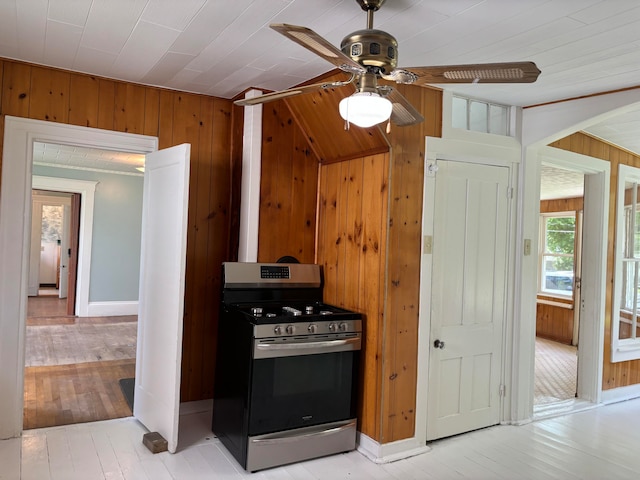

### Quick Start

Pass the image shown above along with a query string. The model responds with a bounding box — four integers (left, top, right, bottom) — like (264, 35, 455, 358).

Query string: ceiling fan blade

(378, 86, 424, 126)
(270, 23, 366, 75)
(234, 77, 356, 106)
(387, 61, 541, 85)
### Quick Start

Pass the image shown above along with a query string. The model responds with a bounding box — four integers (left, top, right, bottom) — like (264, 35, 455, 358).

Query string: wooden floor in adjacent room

(24, 295, 137, 430)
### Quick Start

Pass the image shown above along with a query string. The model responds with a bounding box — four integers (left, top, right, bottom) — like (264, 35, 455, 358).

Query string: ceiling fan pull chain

(386, 119, 391, 134)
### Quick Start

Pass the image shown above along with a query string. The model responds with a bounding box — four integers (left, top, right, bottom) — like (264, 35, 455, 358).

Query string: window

(612, 164, 640, 362)
(452, 95, 510, 136)
(539, 213, 576, 298)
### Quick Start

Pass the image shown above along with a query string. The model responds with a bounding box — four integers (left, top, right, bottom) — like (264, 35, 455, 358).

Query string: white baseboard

(356, 432, 430, 464)
(601, 384, 640, 405)
(86, 301, 138, 317)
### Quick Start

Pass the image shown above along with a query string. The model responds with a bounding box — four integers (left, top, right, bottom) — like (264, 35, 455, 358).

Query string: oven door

(248, 336, 360, 436)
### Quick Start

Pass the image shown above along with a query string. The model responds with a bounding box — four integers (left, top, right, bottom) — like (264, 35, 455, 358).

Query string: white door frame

(28, 192, 73, 297)
(533, 146, 609, 407)
(0, 116, 157, 439)
(416, 135, 521, 448)
(31, 177, 97, 314)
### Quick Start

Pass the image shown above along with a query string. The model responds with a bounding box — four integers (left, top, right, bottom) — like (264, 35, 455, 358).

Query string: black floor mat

(118, 377, 135, 412)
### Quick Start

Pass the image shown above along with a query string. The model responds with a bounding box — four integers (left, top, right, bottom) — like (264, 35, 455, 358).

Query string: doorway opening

(0, 118, 157, 439)
(533, 149, 608, 418)
(534, 166, 583, 411)
(25, 198, 131, 428)
(24, 145, 145, 430)
(30, 190, 76, 307)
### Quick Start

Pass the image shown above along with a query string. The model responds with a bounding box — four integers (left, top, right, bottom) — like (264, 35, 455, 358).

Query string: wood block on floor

(143, 432, 168, 453)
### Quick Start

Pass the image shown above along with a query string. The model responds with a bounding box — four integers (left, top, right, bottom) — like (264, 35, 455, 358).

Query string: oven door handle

(254, 337, 361, 358)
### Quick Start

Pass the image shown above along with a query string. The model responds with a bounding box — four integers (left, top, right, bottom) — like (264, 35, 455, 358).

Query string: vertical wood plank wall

(536, 197, 583, 344)
(550, 133, 640, 388)
(317, 152, 390, 440)
(379, 84, 442, 442)
(257, 101, 319, 264)
(0, 58, 234, 402)
(315, 84, 442, 443)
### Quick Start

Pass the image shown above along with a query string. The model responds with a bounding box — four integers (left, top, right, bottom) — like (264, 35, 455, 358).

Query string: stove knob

(339, 322, 348, 332)
(274, 325, 283, 335)
(328, 323, 337, 332)
(308, 324, 317, 334)
(286, 325, 295, 335)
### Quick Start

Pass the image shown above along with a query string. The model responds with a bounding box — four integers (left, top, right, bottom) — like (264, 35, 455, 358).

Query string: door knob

(433, 339, 445, 349)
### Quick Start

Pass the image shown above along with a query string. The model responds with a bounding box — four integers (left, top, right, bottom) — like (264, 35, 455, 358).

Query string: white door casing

(426, 159, 510, 441)
(0, 116, 157, 440)
(134, 144, 190, 454)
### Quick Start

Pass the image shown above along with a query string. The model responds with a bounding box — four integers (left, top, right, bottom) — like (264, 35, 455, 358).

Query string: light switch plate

(424, 235, 433, 254)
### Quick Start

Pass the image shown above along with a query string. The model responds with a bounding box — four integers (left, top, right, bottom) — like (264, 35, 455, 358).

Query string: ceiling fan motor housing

(341, 29, 398, 74)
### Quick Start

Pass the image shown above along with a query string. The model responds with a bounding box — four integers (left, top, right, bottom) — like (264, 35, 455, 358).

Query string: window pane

(619, 260, 640, 340)
(469, 101, 488, 132)
(545, 217, 575, 254)
(623, 181, 640, 258)
(541, 256, 574, 295)
(41, 205, 63, 243)
(489, 104, 508, 135)
(452, 96, 467, 129)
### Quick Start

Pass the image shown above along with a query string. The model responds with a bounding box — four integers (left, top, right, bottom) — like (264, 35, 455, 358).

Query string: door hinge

(499, 384, 506, 397)
(506, 187, 513, 199)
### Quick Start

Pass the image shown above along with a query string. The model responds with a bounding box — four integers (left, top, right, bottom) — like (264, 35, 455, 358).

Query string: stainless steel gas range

(212, 262, 362, 472)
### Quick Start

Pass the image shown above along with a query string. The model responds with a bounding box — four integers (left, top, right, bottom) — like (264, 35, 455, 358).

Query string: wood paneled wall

(536, 196, 583, 344)
(536, 298, 574, 344)
(317, 152, 389, 439)
(315, 85, 442, 443)
(257, 101, 319, 263)
(0, 58, 235, 402)
(550, 132, 640, 389)
(258, 78, 442, 443)
(379, 84, 442, 442)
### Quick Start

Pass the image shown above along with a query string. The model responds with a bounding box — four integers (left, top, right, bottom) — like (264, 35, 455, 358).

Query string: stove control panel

(255, 319, 362, 339)
(260, 265, 290, 279)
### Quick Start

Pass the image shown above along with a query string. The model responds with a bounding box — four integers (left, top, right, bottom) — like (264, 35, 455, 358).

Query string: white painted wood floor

(2, 397, 640, 480)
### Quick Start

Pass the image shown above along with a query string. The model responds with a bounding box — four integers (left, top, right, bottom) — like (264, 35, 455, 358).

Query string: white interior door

(427, 159, 510, 441)
(134, 143, 190, 454)
(59, 204, 71, 299)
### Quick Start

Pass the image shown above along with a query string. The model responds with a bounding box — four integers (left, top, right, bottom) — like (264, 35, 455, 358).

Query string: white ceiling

(32, 142, 145, 176)
(3, 0, 640, 195)
(1, 0, 640, 107)
(540, 164, 584, 200)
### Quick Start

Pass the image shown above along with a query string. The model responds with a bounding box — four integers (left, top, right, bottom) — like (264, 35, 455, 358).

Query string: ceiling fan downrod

(356, 0, 385, 29)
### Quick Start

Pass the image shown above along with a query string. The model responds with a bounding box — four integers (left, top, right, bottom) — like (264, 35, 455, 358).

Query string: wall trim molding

(87, 301, 138, 317)
(601, 384, 640, 405)
(356, 433, 430, 464)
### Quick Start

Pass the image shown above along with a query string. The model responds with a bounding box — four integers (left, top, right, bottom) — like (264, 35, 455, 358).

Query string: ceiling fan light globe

(339, 92, 392, 128)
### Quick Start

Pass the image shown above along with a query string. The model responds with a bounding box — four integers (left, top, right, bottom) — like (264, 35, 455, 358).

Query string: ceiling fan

(235, 0, 541, 129)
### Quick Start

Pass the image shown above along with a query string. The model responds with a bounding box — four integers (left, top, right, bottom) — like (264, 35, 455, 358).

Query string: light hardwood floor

(25, 296, 136, 430)
(534, 337, 577, 406)
(2, 397, 640, 479)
